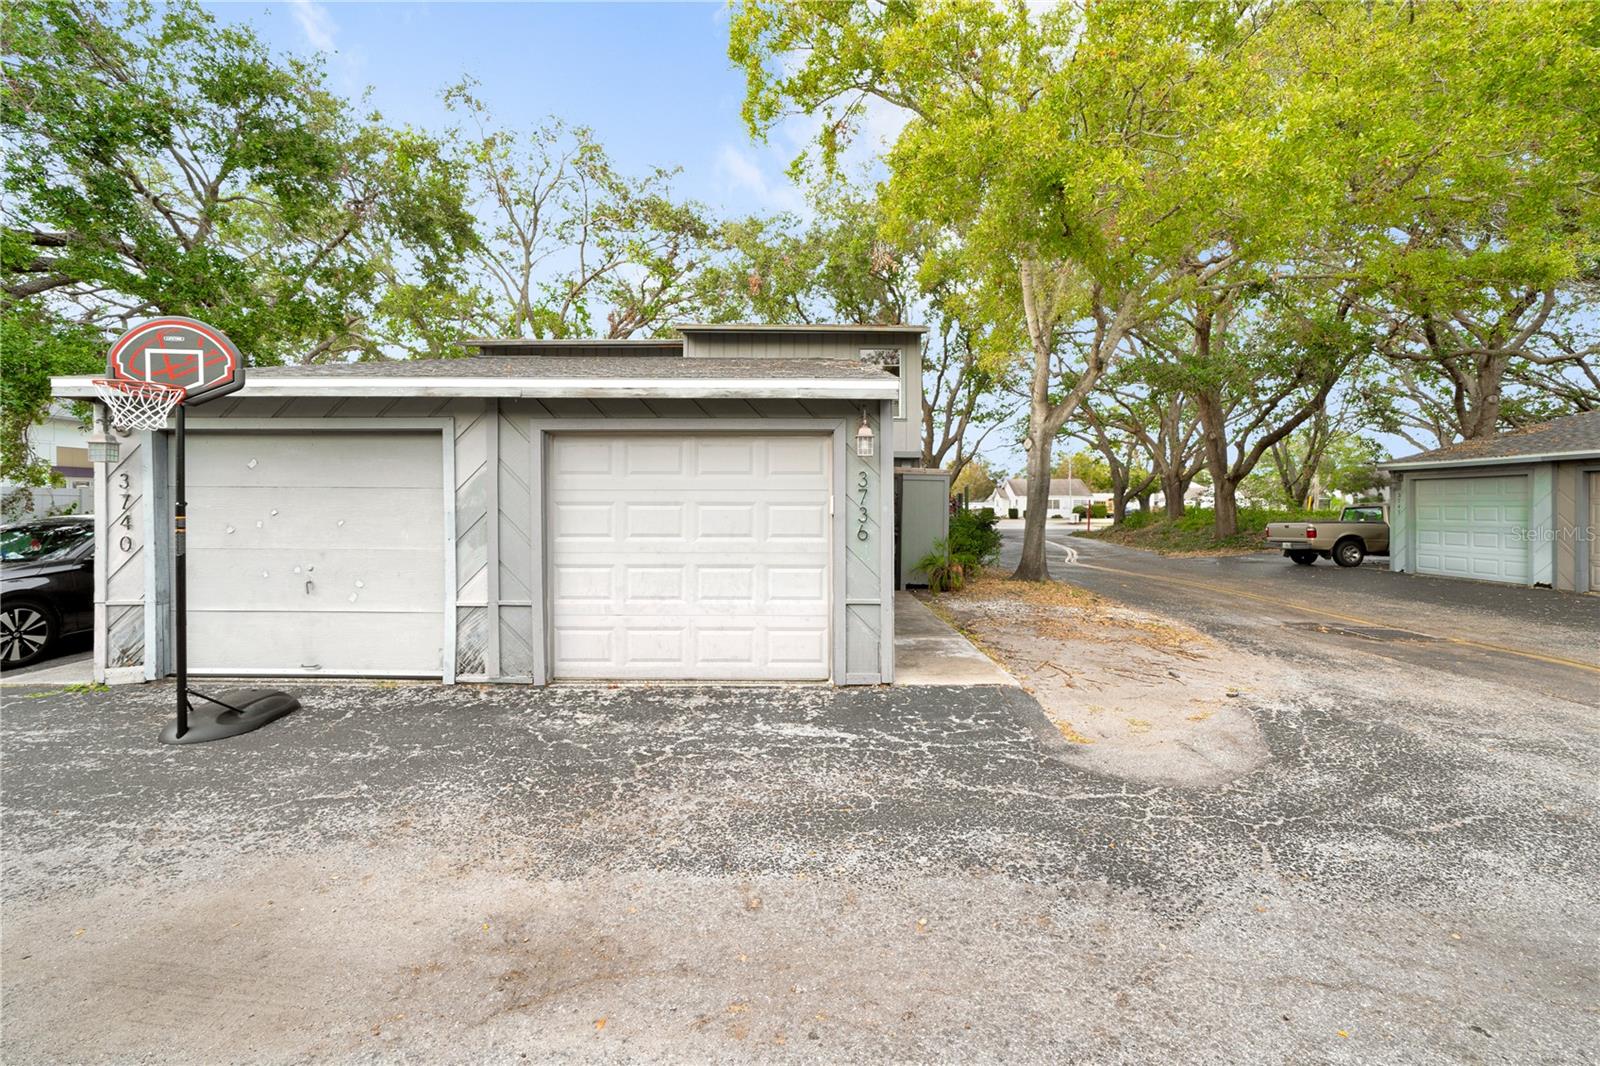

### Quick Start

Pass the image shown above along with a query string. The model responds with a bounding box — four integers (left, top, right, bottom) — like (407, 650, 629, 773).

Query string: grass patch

(19, 681, 108, 698)
(1079, 506, 1338, 556)
(949, 571, 1104, 610)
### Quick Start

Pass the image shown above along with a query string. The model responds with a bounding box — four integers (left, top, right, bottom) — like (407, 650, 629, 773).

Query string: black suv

(1, 515, 95, 668)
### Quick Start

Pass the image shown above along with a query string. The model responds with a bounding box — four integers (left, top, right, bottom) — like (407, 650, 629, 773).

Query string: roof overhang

(1380, 449, 1600, 471)
(51, 374, 899, 402)
(676, 322, 928, 334)
(461, 337, 683, 349)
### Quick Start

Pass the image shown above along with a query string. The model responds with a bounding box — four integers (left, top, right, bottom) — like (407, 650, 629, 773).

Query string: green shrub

(1090, 502, 1108, 519)
(915, 537, 979, 592)
(1007, 507, 1018, 519)
(948, 507, 1001, 565)
(1119, 510, 1158, 530)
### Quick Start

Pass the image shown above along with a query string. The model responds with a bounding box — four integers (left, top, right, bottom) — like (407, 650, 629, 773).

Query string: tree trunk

(1110, 476, 1129, 524)
(1160, 472, 1185, 518)
(1212, 476, 1239, 537)
(1012, 426, 1055, 581)
(1194, 388, 1237, 537)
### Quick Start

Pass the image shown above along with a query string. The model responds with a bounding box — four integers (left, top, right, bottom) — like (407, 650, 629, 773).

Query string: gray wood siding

(105, 432, 146, 672)
(684, 332, 923, 459)
(1553, 460, 1582, 591)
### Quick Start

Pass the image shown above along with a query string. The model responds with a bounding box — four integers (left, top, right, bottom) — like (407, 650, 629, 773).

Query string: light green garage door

(1412, 475, 1530, 584)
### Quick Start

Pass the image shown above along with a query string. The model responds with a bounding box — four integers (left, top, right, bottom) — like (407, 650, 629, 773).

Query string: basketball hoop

(92, 378, 185, 431)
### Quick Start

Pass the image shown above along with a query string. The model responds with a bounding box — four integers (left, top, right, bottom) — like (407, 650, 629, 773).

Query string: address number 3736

(856, 472, 869, 542)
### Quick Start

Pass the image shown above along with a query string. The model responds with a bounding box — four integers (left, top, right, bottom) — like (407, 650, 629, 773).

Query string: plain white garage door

(1413, 475, 1530, 585)
(185, 431, 445, 676)
(548, 433, 831, 680)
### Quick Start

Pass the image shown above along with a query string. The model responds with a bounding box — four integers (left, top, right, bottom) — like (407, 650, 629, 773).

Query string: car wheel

(1333, 539, 1366, 568)
(1288, 550, 1318, 566)
(0, 602, 55, 668)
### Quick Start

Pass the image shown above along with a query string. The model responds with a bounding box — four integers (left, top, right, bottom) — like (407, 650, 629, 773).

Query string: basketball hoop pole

(173, 403, 189, 738)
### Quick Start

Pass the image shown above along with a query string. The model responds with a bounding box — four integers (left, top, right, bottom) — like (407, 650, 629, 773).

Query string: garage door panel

(188, 433, 442, 489)
(624, 438, 686, 476)
(552, 623, 827, 680)
(186, 486, 442, 546)
(696, 440, 756, 476)
(766, 438, 827, 476)
(698, 566, 754, 602)
(624, 503, 686, 540)
(625, 566, 684, 601)
(696, 503, 756, 541)
(768, 503, 828, 542)
(552, 502, 613, 540)
(766, 626, 829, 667)
(186, 548, 443, 610)
(1412, 475, 1529, 585)
(188, 610, 441, 675)
(549, 433, 831, 680)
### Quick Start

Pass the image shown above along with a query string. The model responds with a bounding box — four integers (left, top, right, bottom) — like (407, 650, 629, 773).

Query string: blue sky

(211, 1, 815, 218)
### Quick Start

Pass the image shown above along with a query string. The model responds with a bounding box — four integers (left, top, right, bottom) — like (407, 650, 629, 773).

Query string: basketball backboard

(106, 317, 244, 405)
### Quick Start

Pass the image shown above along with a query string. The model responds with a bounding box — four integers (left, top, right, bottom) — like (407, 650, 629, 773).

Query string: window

(0, 520, 93, 562)
(860, 348, 904, 419)
(1048, 498, 1062, 509)
(54, 445, 90, 470)
(1341, 506, 1384, 523)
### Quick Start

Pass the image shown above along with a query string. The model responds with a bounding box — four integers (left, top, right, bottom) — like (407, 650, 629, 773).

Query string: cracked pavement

(2, 551, 1597, 1063)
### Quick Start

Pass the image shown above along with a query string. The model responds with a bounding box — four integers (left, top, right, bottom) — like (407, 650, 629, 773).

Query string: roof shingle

(1383, 411, 1600, 468)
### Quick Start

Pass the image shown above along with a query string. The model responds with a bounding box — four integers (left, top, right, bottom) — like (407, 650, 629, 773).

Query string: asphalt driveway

(2, 573, 1597, 1063)
(1002, 528, 1600, 685)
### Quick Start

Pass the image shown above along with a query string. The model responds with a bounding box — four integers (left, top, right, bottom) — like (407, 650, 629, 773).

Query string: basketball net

(93, 378, 186, 431)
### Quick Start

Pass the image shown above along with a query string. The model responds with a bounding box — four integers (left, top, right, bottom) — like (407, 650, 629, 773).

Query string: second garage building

(56, 324, 924, 686)
(1383, 410, 1600, 591)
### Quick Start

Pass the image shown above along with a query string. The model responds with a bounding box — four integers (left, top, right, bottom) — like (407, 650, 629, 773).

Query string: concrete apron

(892, 591, 1018, 687)
(8, 599, 1014, 692)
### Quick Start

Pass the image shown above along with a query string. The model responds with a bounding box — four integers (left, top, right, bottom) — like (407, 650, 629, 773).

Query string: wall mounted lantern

(87, 430, 120, 465)
(855, 409, 875, 457)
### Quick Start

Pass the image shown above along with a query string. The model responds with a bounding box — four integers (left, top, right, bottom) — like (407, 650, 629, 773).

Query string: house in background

(1150, 482, 1207, 512)
(54, 322, 928, 686)
(985, 477, 1101, 518)
(1, 404, 94, 520)
(1382, 410, 1600, 591)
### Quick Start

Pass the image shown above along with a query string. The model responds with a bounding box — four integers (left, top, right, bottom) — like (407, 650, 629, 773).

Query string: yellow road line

(1047, 546, 1600, 676)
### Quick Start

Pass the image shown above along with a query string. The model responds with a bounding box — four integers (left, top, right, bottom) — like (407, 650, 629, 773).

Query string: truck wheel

(1333, 539, 1366, 568)
(1288, 550, 1317, 566)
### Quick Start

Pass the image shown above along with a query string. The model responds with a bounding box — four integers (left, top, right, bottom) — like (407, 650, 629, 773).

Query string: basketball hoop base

(158, 687, 301, 746)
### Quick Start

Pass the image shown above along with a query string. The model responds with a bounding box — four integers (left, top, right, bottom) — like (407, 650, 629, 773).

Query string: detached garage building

(54, 324, 926, 686)
(1383, 411, 1600, 592)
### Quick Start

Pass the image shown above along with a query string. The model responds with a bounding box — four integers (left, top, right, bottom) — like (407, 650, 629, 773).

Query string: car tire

(1333, 539, 1366, 568)
(0, 601, 56, 669)
(1288, 550, 1318, 566)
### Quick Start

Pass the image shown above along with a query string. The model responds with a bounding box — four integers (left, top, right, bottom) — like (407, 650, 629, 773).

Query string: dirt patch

(924, 575, 1272, 787)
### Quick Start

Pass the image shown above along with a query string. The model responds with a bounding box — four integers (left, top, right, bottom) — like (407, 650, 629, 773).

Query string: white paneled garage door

(548, 433, 831, 680)
(1413, 475, 1530, 585)
(186, 431, 445, 675)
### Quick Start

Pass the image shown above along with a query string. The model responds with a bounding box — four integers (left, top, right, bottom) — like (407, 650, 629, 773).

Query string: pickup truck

(1265, 504, 1389, 567)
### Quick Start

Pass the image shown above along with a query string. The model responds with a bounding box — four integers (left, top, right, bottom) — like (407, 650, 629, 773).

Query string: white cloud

(288, 0, 338, 54)
(713, 144, 806, 214)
